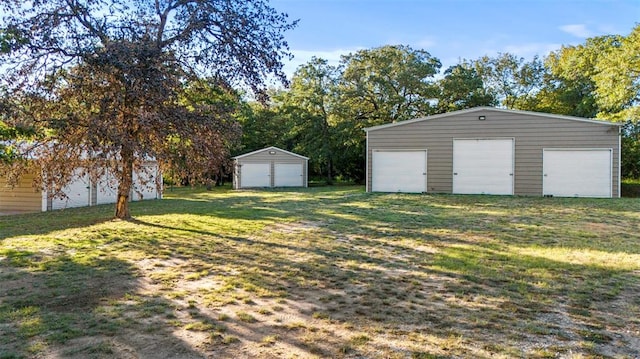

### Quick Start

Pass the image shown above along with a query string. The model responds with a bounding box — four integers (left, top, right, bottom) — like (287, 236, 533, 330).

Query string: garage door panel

(96, 171, 118, 205)
(543, 149, 611, 197)
(132, 165, 159, 201)
(241, 163, 271, 188)
(274, 163, 303, 187)
(453, 139, 513, 195)
(52, 173, 90, 210)
(372, 151, 426, 193)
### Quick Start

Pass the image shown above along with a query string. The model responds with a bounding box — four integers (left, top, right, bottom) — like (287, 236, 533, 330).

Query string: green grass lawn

(1, 186, 639, 358)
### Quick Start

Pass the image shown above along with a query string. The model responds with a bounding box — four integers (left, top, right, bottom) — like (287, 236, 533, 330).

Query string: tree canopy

(2, 5, 638, 206)
(0, 0, 296, 218)
(472, 53, 545, 109)
(239, 25, 639, 182)
(436, 64, 496, 113)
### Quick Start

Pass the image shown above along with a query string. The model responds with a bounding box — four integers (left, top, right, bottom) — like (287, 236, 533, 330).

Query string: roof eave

(363, 107, 621, 132)
(233, 146, 309, 160)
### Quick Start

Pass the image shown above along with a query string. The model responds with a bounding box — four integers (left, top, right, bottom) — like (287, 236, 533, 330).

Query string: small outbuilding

(364, 107, 621, 198)
(233, 146, 308, 189)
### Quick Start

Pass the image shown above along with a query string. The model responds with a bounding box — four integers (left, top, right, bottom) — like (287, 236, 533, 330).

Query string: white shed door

(453, 139, 514, 195)
(274, 163, 303, 187)
(52, 173, 90, 210)
(372, 150, 426, 193)
(241, 163, 271, 188)
(543, 149, 612, 198)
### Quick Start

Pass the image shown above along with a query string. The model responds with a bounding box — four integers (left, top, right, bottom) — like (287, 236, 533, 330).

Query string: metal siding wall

(235, 148, 308, 188)
(367, 110, 620, 197)
(0, 172, 42, 212)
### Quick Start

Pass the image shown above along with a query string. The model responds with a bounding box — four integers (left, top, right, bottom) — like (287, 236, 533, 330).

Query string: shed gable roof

(233, 146, 309, 160)
(364, 107, 621, 132)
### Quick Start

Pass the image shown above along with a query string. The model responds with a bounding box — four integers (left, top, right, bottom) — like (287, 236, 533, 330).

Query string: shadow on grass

(1, 186, 639, 357)
(0, 205, 116, 241)
(124, 198, 639, 357)
(0, 253, 209, 358)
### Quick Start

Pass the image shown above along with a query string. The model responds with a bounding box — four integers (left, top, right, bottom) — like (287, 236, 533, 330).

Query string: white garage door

(372, 150, 427, 193)
(543, 149, 612, 198)
(274, 163, 303, 187)
(132, 165, 159, 201)
(240, 163, 271, 188)
(52, 173, 90, 210)
(453, 139, 514, 195)
(96, 171, 118, 205)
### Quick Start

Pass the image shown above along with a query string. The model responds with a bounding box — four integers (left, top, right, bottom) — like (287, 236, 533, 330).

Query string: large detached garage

(233, 147, 308, 189)
(365, 107, 621, 198)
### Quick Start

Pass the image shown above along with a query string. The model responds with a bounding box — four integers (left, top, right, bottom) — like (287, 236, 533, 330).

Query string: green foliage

(339, 45, 441, 125)
(593, 25, 640, 122)
(473, 53, 545, 109)
(622, 120, 640, 179)
(238, 46, 442, 183)
(3, 187, 640, 357)
(278, 58, 340, 182)
(515, 27, 638, 178)
(0, 94, 37, 164)
(533, 35, 622, 118)
(235, 100, 294, 153)
(0, 122, 31, 163)
(437, 63, 497, 113)
(0, 28, 28, 54)
(0, 0, 296, 218)
(335, 45, 441, 181)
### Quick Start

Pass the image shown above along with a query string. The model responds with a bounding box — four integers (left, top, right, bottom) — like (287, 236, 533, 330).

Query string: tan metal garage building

(233, 147, 308, 189)
(365, 107, 621, 198)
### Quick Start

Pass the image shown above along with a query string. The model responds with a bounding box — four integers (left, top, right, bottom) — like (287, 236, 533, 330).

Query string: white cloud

(559, 24, 592, 38)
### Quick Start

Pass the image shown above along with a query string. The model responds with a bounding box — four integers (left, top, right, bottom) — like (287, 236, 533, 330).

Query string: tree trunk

(115, 149, 134, 219)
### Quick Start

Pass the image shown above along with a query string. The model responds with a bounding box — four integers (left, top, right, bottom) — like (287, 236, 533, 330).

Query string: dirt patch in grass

(1, 187, 640, 358)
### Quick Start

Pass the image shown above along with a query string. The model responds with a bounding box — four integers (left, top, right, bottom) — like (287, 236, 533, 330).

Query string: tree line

(0, 1, 637, 219)
(235, 24, 639, 183)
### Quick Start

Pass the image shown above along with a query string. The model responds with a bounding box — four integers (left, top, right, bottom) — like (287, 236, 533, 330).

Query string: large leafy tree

(530, 35, 622, 118)
(523, 30, 638, 178)
(473, 53, 545, 109)
(594, 26, 640, 179)
(335, 45, 441, 181)
(436, 63, 496, 113)
(621, 120, 640, 179)
(339, 45, 441, 126)
(278, 57, 340, 183)
(0, 0, 296, 218)
(235, 100, 294, 154)
(593, 25, 640, 122)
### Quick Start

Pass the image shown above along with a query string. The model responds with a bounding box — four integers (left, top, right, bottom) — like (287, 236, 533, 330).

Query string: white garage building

(0, 161, 161, 213)
(233, 147, 308, 189)
(365, 107, 621, 198)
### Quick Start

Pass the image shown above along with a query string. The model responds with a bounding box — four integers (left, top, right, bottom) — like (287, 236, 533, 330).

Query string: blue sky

(272, 0, 640, 77)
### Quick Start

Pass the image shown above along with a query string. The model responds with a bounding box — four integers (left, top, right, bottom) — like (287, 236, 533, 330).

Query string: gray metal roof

(364, 107, 622, 132)
(233, 146, 309, 160)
